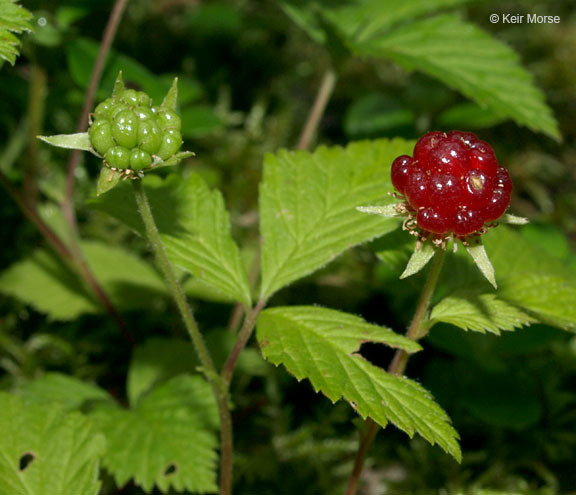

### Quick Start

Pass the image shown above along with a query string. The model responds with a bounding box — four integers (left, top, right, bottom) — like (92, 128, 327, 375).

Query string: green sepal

(356, 204, 405, 217)
(500, 213, 529, 225)
(38, 132, 98, 154)
(400, 241, 435, 279)
(161, 77, 178, 112)
(96, 167, 123, 196)
(466, 240, 497, 289)
(151, 150, 195, 169)
(112, 71, 125, 99)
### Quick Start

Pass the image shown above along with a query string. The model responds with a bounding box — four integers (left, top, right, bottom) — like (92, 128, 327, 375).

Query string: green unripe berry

(156, 129, 182, 160)
(136, 91, 151, 107)
(120, 89, 139, 107)
(89, 120, 114, 155)
(134, 105, 155, 121)
(109, 103, 131, 121)
(112, 110, 139, 149)
(94, 98, 114, 119)
(130, 149, 153, 170)
(138, 120, 162, 154)
(156, 109, 181, 131)
(105, 146, 131, 169)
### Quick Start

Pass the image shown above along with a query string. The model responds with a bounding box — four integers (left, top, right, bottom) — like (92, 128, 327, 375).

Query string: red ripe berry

(446, 130, 477, 146)
(469, 140, 498, 175)
(427, 140, 470, 176)
(453, 208, 485, 236)
(391, 155, 414, 195)
(417, 208, 450, 234)
(404, 168, 433, 209)
(413, 131, 445, 166)
(392, 130, 513, 237)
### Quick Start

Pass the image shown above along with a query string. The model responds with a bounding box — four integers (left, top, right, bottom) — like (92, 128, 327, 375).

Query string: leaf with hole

(0, 393, 105, 495)
(91, 375, 219, 493)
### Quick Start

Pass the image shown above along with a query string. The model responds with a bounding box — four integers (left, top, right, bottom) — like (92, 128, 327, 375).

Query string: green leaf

(127, 339, 199, 406)
(92, 375, 219, 493)
(0, 393, 105, 495)
(437, 101, 507, 130)
(0, 241, 167, 320)
(400, 242, 436, 279)
(259, 138, 412, 298)
(0, 0, 33, 65)
(429, 293, 535, 335)
(37, 132, 94, 152)
(257, 306, 461, 460)
(354, 14, 560, 140)
(279, 0, 471, 48)
(0, 249, 97, 320)
(432, 226, 576, 334)
(91, 174, 252, 306)
(487, 228, 576, 332)
(16, 373, 114, 412)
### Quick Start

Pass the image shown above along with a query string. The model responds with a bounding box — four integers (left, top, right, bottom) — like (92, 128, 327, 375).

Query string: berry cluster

(89, 88, 183, 178)
(391, 131, 512, 238)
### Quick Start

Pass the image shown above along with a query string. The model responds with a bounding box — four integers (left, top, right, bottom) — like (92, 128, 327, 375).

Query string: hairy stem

(296, 68, 337, 150)
(63, 0, 129, 230)
(344, 249, 447, 495)
(132, 179, 234, 495)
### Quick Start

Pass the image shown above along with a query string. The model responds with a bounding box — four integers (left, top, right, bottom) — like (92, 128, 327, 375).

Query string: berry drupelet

(391, 131, 512, 238)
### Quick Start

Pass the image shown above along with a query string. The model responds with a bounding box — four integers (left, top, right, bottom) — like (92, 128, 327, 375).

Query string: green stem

(296, 68, 337, 150)
(131, 179, 233, 495)
(344, 249, 447, 495)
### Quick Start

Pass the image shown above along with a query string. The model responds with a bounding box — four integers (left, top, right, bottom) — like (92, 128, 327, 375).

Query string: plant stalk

(132, 179, 234, 495)
(344, 249, 447, 495)
(296, 68, 337, 150)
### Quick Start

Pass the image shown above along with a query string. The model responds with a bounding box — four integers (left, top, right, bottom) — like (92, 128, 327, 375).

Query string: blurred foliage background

(1, 0, 576, 494)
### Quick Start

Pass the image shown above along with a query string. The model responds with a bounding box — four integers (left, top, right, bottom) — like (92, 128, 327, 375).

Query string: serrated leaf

(92, 375, 219, 493)
(466, 241, 497, 288)
(37, 132, 93, 152)
(279, 0, 471, 48)
(16, 373, 114, 411)
(259, 139, 413, 298)
(96, 167, 122, 196)
(433, 226, 576, 334)
(429, 293, 535, 335)
(0, 0, 33, 65)
(400, 242, 436, 279)
(91, 174, 252, 306)
(0, 393, 105, 495)
(354, 14, 560, 140)
(0, 241, 167, 320)
(257, 306, 461, 460)
(487, 228, 576, 332)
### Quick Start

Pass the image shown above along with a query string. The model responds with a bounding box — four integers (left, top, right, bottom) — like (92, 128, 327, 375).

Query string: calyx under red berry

(391, 130, 512, 237)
